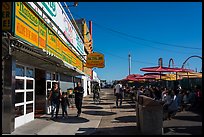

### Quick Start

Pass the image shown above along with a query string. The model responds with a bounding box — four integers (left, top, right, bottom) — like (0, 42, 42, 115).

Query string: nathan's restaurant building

(2, 2, 91, 133)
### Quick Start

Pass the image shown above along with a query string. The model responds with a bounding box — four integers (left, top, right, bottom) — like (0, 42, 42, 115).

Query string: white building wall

(93, 71, 100, 84)
(81, 76, 88, 97)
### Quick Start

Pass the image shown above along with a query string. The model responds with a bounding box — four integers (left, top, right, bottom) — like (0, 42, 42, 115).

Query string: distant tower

(128, 53, 131, 75)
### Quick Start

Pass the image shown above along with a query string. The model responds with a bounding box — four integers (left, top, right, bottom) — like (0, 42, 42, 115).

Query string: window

(47, 82, 51, 89)
(16, 65, 24, 76)
(15, 105, 24, 118)
(15, 79, 24, 90)
(46, 72, 51, 80)
(26, 103, 33, 114)
(26, 80, 33, 89)
(15, 92, 24, 104)
(52, 73, 56, 80)
(26, 92, 33, 101)
(26, 68, 34, 78)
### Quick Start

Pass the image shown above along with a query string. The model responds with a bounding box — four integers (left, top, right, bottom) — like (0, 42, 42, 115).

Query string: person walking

(129, 87, 134, 102)
(74, 82, 84, 117)
(61, 92, 69, 119)
(48, 82, 62, 119)
(114, 81, 123, 107)
(93, 83, 100, 104)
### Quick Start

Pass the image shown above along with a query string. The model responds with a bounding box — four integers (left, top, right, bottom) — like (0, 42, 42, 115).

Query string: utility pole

(128, 53, 131, 75)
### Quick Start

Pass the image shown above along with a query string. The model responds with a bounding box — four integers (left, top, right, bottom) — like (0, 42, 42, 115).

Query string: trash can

(136, 95, 163, 135)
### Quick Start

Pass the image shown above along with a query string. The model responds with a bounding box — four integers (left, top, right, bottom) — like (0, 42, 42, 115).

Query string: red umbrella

(140, 66, 194, 72)
(140, 66, 194, 80)
(127, 74, 142, 78)
(122, 74, 145, 82)
(122, 77, 137, 81)
(144, 73, 166, 76)
(134, 74, 159, 79)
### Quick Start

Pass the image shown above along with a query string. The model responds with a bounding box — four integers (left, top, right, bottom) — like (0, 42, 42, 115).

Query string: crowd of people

(113, 81, 202, 120)
(48, 81, 201, 121)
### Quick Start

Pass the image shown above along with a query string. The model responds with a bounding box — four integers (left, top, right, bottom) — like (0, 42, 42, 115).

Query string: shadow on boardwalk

(76, 126, 140, 135)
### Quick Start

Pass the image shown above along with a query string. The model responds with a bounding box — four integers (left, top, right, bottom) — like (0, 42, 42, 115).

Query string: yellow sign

(14, 2, 84, 72)
(16, 2, 39, 31)
(83, 21, 92, 54)
(2, 2, 12, 31)
(61, 44, 83, 71)
(15, 17, 39, 47)
(86, 52, 105, 68)
(39, 21, 46, 49)
(56, 39, 62, 55)
(47, 29, 57, 50)
(15, 2, 39, 47)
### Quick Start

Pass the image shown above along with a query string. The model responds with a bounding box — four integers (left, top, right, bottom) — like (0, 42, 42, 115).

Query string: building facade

(2, 2, 94, 133)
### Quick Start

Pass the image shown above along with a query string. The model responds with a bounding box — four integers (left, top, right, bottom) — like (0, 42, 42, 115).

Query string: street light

(73, 2, 78, 7)
(63, 2, 78, 8)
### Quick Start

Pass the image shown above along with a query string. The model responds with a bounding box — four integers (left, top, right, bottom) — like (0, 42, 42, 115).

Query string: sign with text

(86, 52, 105, 68)
(61, 43, 83, 71)
(39, 20, 47, 49)
(26, 2, 85, 56)
(2, 2, 12, 31)
(15, 2, 39, 47)
(14, 2, 83, 72)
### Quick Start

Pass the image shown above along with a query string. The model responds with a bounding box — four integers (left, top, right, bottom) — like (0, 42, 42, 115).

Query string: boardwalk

(10, 88, 202, 135)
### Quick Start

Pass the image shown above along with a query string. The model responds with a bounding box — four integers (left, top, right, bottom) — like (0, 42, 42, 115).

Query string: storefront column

(2, 55, 16, 134)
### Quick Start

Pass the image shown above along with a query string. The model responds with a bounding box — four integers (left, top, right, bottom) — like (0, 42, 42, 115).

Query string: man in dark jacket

(74, 82, 84, 117)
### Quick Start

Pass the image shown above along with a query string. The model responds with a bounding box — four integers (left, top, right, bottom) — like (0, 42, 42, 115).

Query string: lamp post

(128, 53, 131, 75)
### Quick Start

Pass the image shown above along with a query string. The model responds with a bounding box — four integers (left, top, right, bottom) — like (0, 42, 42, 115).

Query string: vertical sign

(39, 21, 46, 49)
(2, 2, 12, 31)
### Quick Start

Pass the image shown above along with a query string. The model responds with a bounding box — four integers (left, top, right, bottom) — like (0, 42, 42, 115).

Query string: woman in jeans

(48, 83, 62, 119)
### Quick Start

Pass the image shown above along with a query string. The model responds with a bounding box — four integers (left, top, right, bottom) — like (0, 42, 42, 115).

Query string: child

(67, 88, 74, 108)
(61, 92, 69, 118)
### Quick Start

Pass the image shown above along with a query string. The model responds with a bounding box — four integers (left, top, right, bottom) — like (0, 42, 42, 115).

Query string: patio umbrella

(178, 72, 202, 89)
(143, 73, 176, 81)
(140, 66, 194, 80)
(141, 66, 195, 89)
(178, 72, 202, 79)
(155, 74, 182, 81)
(122, 77, 139, 82)
(135, 74, 159, 80)
(122, 74, 144, 82)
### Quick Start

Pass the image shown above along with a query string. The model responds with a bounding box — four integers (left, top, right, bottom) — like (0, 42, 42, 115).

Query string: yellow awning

(155, 74, 181, 81)
(178, 72, 202, 79)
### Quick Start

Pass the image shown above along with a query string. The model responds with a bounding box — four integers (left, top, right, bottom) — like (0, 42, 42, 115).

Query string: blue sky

(68, 2, 202, 82)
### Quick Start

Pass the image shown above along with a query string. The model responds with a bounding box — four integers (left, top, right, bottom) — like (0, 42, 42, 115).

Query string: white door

(45, 72, 59, 114)
(15, 65, 35, 128)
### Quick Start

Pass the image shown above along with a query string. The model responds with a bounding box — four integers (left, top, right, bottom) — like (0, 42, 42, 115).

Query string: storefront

(2, 36, 86, 131)
(2, 2, 90, 133)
